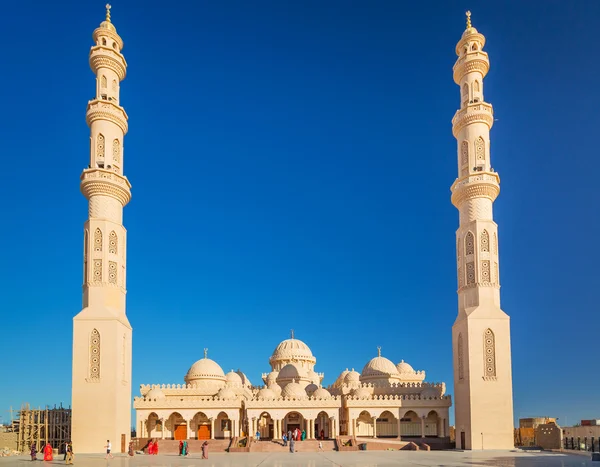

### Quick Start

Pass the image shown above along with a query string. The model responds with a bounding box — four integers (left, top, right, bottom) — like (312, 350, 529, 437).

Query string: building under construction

(11, 404, 71, 452)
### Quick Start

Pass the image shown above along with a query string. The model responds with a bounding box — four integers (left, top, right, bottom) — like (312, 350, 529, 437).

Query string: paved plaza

(1, 451, 597, 467)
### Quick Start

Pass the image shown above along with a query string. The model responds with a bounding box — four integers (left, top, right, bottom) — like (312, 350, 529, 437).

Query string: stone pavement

(0, 450, 597, 466)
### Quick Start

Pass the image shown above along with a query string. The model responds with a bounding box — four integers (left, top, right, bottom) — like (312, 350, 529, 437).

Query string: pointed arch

(458, 334, 464, 380)
(112, 79, 117, 92)
(94, 228, 103, 251)
(101, 38, 107, 46)
(112, 139, 120, 164)
(465, 231, 474, 255)
(462, 83, 469, 100)
(475, 136, 485, 161)
(474, 80, 480, 92)
(90, 329, 101, 380)
(109, 230, 118, 254)
(101, 75, 107, 88)
(484, 328, 496, 378)
(97, 134, 105, 159)
(480, 229, 490, 252)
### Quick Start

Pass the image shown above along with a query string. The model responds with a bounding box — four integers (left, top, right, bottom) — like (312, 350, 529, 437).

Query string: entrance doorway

(197, 425, 211, 440)
(460, 431, 465, 449)
(174, 424, 187, 440)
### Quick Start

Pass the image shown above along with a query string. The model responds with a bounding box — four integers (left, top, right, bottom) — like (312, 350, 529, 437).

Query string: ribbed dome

(145, 388, 166, 400)
(217, 387, 237, 400)
(396, 360, 415, 373)
(361, 356, 399, 378)
(335, 369, 349, 386)
(236, 370, 252, 387)
(185, 357, 226, 384)
(278, 363, 303, 380)
(281, 380, 307, 399)
(271, 338, 314, 362)
(99, 20, 116, 32)
(352, 387, 372, 399)
(225, 370, 243, 386)
(305, 383, 319, 395)
(268, 382, 282, 395)
(256, 387, 276, 400)
(312, 387, 331, 399)
(344, 369, 360, 384)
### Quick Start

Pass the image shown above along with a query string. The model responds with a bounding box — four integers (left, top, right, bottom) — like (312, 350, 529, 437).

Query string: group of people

(282, 427, 305, 445)
(146, 439, 159, 455)
(178, 440, 209, 459)
(30, 442, 74, 463)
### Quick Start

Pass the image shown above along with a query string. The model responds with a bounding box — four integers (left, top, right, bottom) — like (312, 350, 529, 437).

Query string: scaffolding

(12, 404, 71, 453)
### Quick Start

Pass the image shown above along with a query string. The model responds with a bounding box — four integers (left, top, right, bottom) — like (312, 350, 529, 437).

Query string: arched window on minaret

(461, 141, 469, 176)
(90, 329, 101, 380)
(112, 79, 117, 92)
(97, 134, 105, 163)
(475, 136, 485, 161)
(112, 139, 121, 164)
(480, 230, 490, 252)
(101, 75, 107, 88)
(465, 232, 474, 255)
(458, 333, 464, 380)
(102, 38, 106, 46)
(109, 231, 118, 254)
(474, 80, 480, 92)
(462, 84, 469, 105)
(94, 228, 103, 252)
(484, 329, 496, 378)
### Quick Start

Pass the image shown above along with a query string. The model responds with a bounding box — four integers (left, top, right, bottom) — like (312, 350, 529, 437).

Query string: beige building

(450, 12, 515, 450)
(134, 337, 451, 441)
(70, 8, 514, 452)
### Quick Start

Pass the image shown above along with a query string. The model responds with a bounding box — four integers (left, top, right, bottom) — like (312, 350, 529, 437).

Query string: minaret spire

(71, 5, 132, 454)
(450, 13, 514, 450)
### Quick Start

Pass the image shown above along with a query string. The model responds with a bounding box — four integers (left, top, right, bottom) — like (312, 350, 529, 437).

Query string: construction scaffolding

(11, 404, 71, 453)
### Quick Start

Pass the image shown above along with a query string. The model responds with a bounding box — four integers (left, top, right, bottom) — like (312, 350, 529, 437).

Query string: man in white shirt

(104, 440, 114, 459)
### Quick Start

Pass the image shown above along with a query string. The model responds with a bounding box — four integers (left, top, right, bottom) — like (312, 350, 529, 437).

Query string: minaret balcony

(452, 102, 494, 136)
(81, 168, 132, 206)
(451, 172, 500, 208)
(89, 46, 127, 80)
(453, 51, 489, 83)
(86, 99, 129, 134)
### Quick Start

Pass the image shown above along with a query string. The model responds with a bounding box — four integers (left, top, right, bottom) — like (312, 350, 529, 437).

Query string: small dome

(344, 369, 361, 384)
(281, 380, 307, 399)
(352, 387, 372, 399)
(257, 387, 276, 400)
(99, 20, 116, 32)
(462, 26, 479, 39)
(397, 360, 415, 373)
(278, 363, 303, 380)
(225, 370, 243, 386)
(236, 370, 252, 387)
(305, 383, 319, 395)
(312, 387, 331, 399)
(185, 356, 226, 384)
(271, 338, 314, 362)
(268, 382, 282, 395)
(145, 388, 166, 400)
(266, 371, 279, 384)
(361, 356, 399, 378)
(335, 369, 349, 386)
(217, 387, 237, 400)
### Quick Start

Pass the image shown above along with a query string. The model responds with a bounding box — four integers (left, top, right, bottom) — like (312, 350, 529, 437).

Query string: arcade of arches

(134, 337, 451, 440)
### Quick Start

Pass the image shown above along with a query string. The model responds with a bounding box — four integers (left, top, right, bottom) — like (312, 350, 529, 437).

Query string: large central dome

(271, 338, 314, 361)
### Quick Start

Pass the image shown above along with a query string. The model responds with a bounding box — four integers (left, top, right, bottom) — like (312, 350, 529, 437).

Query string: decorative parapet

(344, 394, 452, 408)
(450, 172, 500, 207)
(89, 46, 127, 80)
(86, 99, 129, 134)
(92, 27, 124, 53)
(81, 169, 132, 206)
(245, 397, 341, 409)
(133, 397, 242, 409)
(453, 51, 490, 84)
(451, 102, 494, 136)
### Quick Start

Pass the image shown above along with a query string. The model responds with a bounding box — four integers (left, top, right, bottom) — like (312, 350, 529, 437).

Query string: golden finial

(466, 10, 472, 29)
(377, 346, 381, 357)
(204, 348, 208, 359)
(105, 4, 112, 23)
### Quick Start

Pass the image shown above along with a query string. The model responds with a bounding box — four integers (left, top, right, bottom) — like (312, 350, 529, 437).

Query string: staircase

(250, 439, 336, 452)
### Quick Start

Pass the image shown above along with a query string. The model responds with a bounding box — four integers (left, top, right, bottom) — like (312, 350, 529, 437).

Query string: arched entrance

(146, 412, 162, 438)
(216, 411, 232, 439)
(193, 412, 211, 440)
(257, 412, 273, 440)
(356, 410, 373, 437)
(166, 412, 186, 440)
(400, 410, 420, 437)
(315, 411, 330, 439)
(283, 411, 305, 439)
(425, 410, 440, 437)
(376, 410, 398, 438)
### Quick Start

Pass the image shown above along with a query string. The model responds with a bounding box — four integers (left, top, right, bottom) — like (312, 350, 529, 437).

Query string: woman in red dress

(153, 440, 159, 455)
(148, 440, 154, 455)
(43, 443, 53, 461)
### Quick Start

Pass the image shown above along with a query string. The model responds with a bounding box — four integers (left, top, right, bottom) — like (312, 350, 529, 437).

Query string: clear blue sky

(1, 0, 598, 428)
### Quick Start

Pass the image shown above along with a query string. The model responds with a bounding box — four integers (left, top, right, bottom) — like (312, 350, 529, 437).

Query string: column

(252, 418, 256, 438)
(210, 418, 215, 439)
(329, 417, 334, 439)
(276, 419, 280, 440)
(351, 418, 356, 437)
(231, 419, 236, 439)
(372, 417, 378, 438)
(397, 417, 402, 439)
(161, 419, 165, 439)
(421, 417, 425, 438)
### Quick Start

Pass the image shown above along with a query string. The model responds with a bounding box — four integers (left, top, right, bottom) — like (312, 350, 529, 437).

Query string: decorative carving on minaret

(90, 329, 101, 380)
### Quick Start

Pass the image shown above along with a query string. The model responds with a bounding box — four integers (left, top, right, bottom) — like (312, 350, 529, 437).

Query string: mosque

(70, 6, 514, 453)
(133, 337, 451, 441)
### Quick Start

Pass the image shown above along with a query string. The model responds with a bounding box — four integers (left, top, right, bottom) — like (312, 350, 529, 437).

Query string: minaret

(72, 4, 132, 453)
(450, 12, 514, 450)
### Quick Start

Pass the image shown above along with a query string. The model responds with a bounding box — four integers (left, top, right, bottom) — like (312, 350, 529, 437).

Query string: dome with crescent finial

(144, 387, 166, 401)
(360, 348, 400, 381)
(184, 349, 226, 386)
(270, 333, 315, 365)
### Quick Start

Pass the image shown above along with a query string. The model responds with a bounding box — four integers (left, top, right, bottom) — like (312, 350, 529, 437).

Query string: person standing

(43, 443, 53, 461)
(147, 440, 154, 455)
(153, 440, 159, 455)
(182, 440, 188, 456)
(201, 441, 208, 459)
(289, 436, 295, 453)
(301, 429, 306, 441)
(255, 430, 260, 441)
(63, 441, 69, 461)
(128, 441, 134, 457)
(104, 440, 113, 459)
(30, 443, 37, 461)
(282, 433, 287, 446)
(65, 442, 74, 465)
